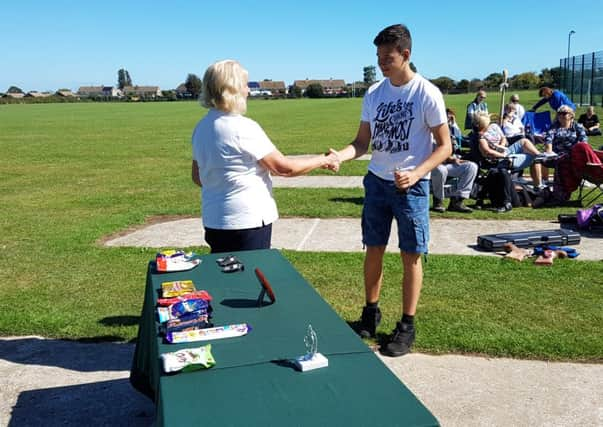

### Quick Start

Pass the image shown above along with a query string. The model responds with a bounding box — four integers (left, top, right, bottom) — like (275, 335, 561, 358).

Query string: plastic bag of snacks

(156, 250, 201, 272)
(161, 280, 196, 298)
(161, 344, 216, 373)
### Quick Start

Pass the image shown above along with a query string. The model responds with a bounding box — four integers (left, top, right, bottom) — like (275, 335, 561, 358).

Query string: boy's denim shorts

(361, 172, 430, 254)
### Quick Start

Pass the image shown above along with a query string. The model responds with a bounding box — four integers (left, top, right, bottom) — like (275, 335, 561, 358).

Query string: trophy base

(294, 353, 328, 372)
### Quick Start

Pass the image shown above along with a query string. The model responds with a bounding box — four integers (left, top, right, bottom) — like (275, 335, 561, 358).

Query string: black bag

(484, 168, 520, 208)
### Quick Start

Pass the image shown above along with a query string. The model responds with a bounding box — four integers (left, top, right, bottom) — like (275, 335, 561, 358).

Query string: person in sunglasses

(533, 105, 603, 207)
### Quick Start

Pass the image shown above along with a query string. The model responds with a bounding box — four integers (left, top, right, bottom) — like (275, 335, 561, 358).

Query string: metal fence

(560, 50, 603, 106)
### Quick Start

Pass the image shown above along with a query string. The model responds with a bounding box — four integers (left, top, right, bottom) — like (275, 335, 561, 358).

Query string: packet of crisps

(161, 344, 216, 373)
(156, 250, 201, 272)
(161, 280, 196, 298)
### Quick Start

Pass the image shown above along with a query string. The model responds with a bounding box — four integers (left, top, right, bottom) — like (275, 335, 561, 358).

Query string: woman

(191, 60, 338, 253)
(534, 105, 603, 207)
(502, 103, 527, 144)
(475, 112, 543, 188)
(464, 90, 488, 130)
(577, 106, 602, 136)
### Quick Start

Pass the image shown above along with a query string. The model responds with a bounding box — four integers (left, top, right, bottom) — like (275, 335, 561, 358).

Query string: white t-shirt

(361, 74, 447, 180)
(191, 109, 278, 230)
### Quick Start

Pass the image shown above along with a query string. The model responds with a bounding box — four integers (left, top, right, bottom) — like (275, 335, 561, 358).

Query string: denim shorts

(362, 172, 430, 253)
(507, 141, 535, 170)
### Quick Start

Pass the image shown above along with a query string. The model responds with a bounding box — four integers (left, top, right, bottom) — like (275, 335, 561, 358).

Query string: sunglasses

(558, 111, 572, 116)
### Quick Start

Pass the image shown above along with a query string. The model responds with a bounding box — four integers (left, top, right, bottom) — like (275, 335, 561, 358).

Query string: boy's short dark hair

(373, 24, 412, 53)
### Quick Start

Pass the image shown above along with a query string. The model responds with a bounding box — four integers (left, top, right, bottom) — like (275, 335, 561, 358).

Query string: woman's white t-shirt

(361, 74, 447, 181)
(191, 109, 278, 229)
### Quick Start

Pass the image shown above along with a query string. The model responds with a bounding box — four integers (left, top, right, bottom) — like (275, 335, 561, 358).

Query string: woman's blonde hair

(557, 104, 574, 119)
(474, 111, 491, 131)
(201, 60, 248, 114)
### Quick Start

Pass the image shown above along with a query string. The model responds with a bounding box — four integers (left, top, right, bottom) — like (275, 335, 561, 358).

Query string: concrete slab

(104, 217, 602, 261)
(1, 337, 601, 427)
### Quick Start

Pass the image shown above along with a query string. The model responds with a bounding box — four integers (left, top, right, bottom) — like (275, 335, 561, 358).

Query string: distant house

(293, 79, 347, 95)
(78, 86, 122, 98)
(123, 85, 162, 99)
(175, 83, 192, 99)
(259, 80, 286, 95)
(25, 91, 52, 98)
(55, 90, 76, 97)
(78, 86, 104, 97)
(4, 92, 25, 99)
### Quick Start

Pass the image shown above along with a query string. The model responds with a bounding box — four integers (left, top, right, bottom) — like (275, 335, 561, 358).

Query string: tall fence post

(590, 52, 595, 106)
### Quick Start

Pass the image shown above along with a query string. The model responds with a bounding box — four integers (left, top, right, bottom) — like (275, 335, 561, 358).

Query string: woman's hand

(323, 148, 340, 172)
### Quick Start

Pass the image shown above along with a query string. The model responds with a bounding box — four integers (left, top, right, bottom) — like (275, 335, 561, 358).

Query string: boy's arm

(332, 121, 371, 162)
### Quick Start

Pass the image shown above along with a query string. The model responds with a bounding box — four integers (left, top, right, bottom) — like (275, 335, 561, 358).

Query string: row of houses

(2, 90, 77, 99)
(2, 78, 359, 100)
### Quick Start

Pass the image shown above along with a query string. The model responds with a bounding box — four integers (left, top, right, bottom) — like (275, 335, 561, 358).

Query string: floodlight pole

(566, 30, 575, 90)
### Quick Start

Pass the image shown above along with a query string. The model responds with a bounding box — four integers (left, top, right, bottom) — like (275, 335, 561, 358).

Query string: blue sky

(3, 0, 602, 92)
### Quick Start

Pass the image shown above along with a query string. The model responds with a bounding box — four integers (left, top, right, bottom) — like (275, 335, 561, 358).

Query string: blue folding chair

(522, 111, 552, 136)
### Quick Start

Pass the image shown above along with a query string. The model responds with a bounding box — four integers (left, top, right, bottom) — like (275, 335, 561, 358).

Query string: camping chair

(522, 111, 552, 138)
(464, 132, 530, 208)
(577, 159, 603, 207)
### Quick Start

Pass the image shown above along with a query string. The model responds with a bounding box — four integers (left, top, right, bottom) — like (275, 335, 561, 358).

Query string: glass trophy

(294, 324, 328, 372)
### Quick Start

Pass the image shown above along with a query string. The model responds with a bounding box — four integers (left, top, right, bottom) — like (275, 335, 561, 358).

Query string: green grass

(1, 96, 601, 361)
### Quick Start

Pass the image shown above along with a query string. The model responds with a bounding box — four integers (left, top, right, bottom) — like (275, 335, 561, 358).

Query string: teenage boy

(329, 24, 451, 356)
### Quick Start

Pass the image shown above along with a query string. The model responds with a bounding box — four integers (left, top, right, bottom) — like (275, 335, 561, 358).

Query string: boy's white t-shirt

(361, 74, 447, 180)
(191, 109, 278, 229)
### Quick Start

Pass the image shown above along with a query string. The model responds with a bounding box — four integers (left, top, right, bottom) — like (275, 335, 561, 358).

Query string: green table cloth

(131, 249, 438, 427)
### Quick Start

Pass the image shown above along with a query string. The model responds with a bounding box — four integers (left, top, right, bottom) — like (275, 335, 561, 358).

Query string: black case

(477, 229, 581, 251)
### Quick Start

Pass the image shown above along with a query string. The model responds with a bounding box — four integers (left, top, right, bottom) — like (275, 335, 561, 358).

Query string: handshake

(322, 148, 341, 173)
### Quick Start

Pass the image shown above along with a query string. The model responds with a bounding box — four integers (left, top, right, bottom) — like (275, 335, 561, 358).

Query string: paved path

(1, 337, 601, 427)
(104, 217, 601, 261)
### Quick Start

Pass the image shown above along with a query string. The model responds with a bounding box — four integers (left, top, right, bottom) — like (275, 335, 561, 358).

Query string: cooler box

(477, 229, 581, 251)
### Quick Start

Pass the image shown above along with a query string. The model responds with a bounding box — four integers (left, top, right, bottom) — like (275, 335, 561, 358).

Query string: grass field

(1, 94, 601, 361)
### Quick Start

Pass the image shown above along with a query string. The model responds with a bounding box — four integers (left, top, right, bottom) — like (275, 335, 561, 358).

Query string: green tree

(430, 76, 455, 94)
(539, 67, 563, 88)
(510, 72, 539, 90)
(117, 69, 132, 89)
(304, 83, 323, 98)
(185, 74, 202, 98)
(456, 79, 470, 93)
(7, 86, 23, 93)
(363, 66, 376, 85)
(483, 72, 503, 89)
(289, 85, 302, 98)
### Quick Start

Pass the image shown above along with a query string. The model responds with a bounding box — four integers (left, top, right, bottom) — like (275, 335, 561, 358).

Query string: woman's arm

(191, 160, 202, 187)
(479, 137, 505, 158)
(259, 150, 338, 177)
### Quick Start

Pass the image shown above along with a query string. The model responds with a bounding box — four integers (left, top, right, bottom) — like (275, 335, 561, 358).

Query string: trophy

(294, 324, 328, 372)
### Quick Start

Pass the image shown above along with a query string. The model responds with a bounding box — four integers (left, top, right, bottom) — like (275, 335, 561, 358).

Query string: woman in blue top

(531, 87, 576, 112)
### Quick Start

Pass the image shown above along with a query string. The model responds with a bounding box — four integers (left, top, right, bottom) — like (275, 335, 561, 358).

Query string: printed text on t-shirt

(372, 100, 414, 153)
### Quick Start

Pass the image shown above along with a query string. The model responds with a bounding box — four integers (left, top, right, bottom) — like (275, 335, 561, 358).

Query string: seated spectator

(534, 105, 603, 207)
(431, 154, 478, 213)
(502, 103, 527, 143)
(509, 94, 525, 120)
(475, 112, 544, 188)
(446, 108, 464, 153)
(464, 90, 488, 130)
(578, 106, 602, 136)
(531, 86, 576, 112)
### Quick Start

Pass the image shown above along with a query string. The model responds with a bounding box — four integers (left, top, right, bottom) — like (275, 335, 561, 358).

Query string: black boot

(448, 197, 473, 213)
(353, 306, 382, 338)
(432, 198, 445, 213)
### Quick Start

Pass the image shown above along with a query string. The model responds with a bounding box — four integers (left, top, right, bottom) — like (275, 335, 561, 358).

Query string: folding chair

(522, 111, 552, 137)
(577, 160, 603, 207)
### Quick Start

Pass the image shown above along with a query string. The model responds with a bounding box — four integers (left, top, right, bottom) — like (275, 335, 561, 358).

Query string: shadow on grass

(99, 315, 140, 327)
(330, 196, 364, 205)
